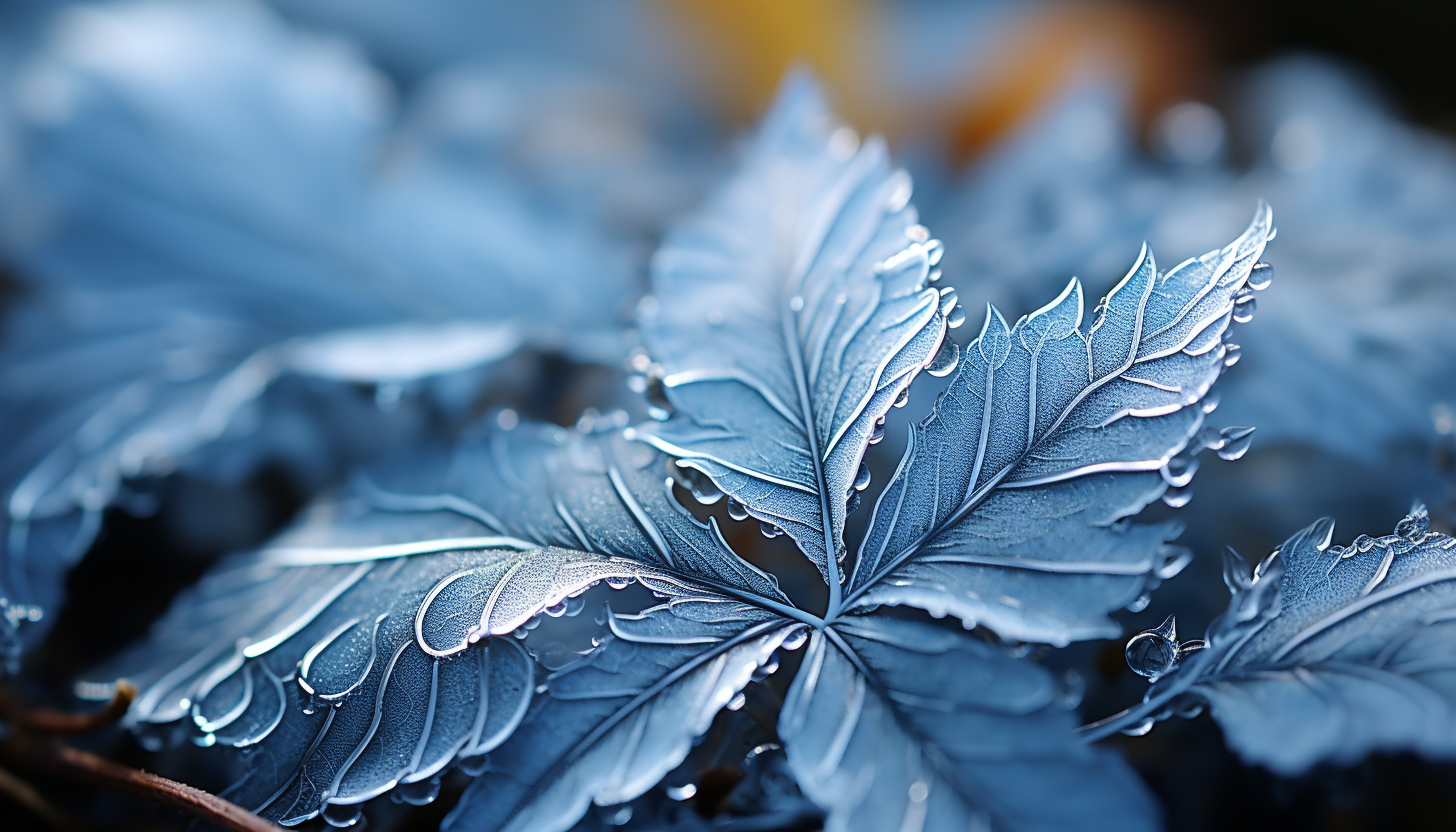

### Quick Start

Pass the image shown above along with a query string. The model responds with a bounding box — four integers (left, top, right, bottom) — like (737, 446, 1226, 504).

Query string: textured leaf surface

(100, 543, 697, 823)
(1146, 506, 1456, 774)
(0, 0, 637, 663)
(285, 421, 787, 604)
(445, 600, 797, 832)
(779, 616, 1160, 832)
(95, 417, 800, 821)
(846, 207, 1274, 644)
(632, 74, 952, 585)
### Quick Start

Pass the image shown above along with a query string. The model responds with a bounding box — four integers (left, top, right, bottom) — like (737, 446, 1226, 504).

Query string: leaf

(845, 206, 1275, 645)
(1138, 504, 1456, 774)
(93, 420, 806, 823)
(0, 0, 641, 662)
(630, 72, 954, 591)
(287, 421, 788, 605)
(442, 599, 798, 832)
(778, 615, 1161, 832)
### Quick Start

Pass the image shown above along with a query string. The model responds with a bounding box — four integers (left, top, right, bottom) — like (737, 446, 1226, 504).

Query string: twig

(4, 737, 282, 832)
(0, 681, 135, 735)
(0, 763, 81, 832)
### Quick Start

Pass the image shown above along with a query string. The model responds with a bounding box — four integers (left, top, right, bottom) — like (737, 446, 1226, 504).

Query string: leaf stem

(2, 737, 282, 832)
(0, 680, 135, 734)
(1078, 673, 1197, 744)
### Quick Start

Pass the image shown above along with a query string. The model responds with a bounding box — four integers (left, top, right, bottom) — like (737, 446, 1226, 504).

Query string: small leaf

(1143, 504, 1456, 774)
(443, 601, 797, 832)
(779, 615, 1161, 832)
(847, 206, 1275, 644)
(631, 73, 950, 589)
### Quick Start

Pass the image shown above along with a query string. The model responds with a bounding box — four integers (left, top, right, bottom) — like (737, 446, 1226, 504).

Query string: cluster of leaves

(4, 3, 1456, 832)
(91, 69, 1295, 832)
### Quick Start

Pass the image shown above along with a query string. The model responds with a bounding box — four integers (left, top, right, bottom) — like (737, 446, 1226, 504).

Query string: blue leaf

(0, 0, 642, 663)
(845, 207, 1274, 644)
(444, 600, 798, 832)
(1127, 503, 1456, 774)
(631, 73, 954, 594)
(778, 615, 1161, 832)
(93, 418, 809, 822)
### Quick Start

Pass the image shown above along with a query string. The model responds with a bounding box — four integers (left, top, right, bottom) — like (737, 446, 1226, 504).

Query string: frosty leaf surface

(444, 600, 797, 832)
(1137, 505, 1456, 774)
(94, 415, 806, 821)
(97, 542, 716, 824)
(0, 0, 641, 662)
(632, 73, 953, 592)
(778, 615, 1161, 832)
(846, 206, 1274, 644)
(289, 421, 788, 604)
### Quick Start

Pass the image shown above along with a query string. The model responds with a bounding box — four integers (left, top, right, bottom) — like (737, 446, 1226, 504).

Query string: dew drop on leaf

(1126, 615, 1179, 678)
(322, 802, 364, 828)
(727, 691, 747, 711)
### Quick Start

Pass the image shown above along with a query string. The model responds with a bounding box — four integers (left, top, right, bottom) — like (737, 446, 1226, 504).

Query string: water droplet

(938, 287, 959, 316)
(512, 627, 529, 640)
(1056, 670, 1085, 709)
(1223, 344, 1242, 367)
(1161, 456, 1199, 488)
(727, 691, 747, 711)
(893, 387, 910, 408)
(1162, 485, 1193, 508)
(545, 601, 568, 618)
(868, 420, 885, 445)
(727, 498, 749, 522)
(666, 782, 698, 801)
(398, 777, 441, 806)
(759, 522, 783, 539)
(672, 463, 723, 505)
(1122, 718, 1156, 737)
(1127, 592, 1153, 613)
(908, 781, 930, 803)
(1216, 427, 1255, 461)
(782, 628, 809, 651)
(457, 755, 489, 776)
(846, 491, 861, 515)
(1248, 262, 1275, 291)
(928, 268, 942, 284)
(322, 802, 364, 828)
(854, 464, 872, 491)
(1201, 391, 1221, 414)
(1232, 296, 1257, 324)
(606, 576, 633, 590)
(564, 595, 587, 617)
(601, 804, 633, 826)
(789, 296, 805, 312)
(526, 616, 542, 630)
(946, 304, 966, 329)
(926, 339, 961, 377)
(1126, 616, 1179, 679)
(925, 239, 945, 266)
(1395, 503, 1430, 539)
(752, 655, 780, 682)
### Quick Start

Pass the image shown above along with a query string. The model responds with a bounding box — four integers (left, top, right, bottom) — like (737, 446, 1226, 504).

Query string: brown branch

(3, 737, 282, 832)
(0, 681, 135, 735)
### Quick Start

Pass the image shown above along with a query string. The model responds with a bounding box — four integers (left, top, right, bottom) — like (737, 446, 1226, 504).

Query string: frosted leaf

(443, 602, 798, 832)
(631, 73, 952, 590)
(778, 616, 1160, 832)
(1138, 504, 1456, 774)
(847, 206, 1274, 644)
(0, 0, 639, 666)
